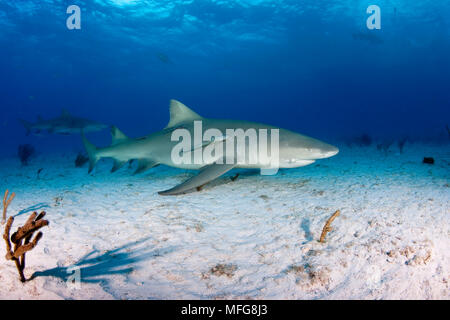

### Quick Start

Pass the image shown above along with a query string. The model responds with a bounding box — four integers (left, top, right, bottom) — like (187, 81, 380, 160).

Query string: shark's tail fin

(19, 119, 33, 136)
(81, 131, 100, 173)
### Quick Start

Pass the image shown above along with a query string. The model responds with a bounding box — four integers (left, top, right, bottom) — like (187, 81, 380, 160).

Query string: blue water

(0, 0, 449, 156)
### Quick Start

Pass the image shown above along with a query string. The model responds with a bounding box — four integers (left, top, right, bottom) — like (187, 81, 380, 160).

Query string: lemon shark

(20, 110, 108, 136)
(82, 100, 339, 195)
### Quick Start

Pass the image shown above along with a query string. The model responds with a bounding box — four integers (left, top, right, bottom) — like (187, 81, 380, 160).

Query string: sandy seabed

(0, 144, 448, 299)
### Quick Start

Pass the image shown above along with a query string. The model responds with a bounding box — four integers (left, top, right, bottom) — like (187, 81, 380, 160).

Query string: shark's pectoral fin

(134, 159, 159, 175)
(158, 162, 235, 196)
(111, 160, 127, 173)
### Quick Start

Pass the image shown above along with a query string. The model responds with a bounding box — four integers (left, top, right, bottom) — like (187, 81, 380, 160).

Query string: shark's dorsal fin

(61, 109, 71, 117)
(110, 126, 129, 145)
(166, 100, 202, 128)
(134, 159, 159, 175)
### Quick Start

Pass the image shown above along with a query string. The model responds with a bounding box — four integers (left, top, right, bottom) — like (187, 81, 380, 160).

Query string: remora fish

(82, 100, 339, 195)
(19, 109, 108, 135)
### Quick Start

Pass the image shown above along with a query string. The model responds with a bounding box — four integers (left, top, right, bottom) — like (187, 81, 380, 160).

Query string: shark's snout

(323, 145, 339, 158)
(310, 144, 339, 159)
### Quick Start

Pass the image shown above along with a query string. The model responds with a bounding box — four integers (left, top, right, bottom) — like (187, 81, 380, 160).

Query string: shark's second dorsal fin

(166, 100, 202, 128)
(111, 126, 129, 145)
(61, 109, 71, 117)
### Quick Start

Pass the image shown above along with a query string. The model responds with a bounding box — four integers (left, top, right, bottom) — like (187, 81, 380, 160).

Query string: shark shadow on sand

(300, 218, 314, 243)
(31, 238, 178, 284)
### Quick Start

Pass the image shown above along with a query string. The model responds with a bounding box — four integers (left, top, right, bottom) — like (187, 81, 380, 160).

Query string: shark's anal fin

(111, 159, 127, 173)
(158, 162, 235, 196)
(134, 159, 159, 175)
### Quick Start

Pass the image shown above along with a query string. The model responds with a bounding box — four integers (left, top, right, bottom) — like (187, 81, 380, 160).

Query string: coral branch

(11, 212, 48, 244)
(3, 216, 25, 282)
(319, 210, 340, 243)
(12, 232, 43, 259)
(3, 216, 14, 257)
(3, 211, 49, 282)
(2, 190, 16, 225)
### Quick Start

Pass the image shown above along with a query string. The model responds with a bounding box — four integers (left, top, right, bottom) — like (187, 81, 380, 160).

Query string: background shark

(82, 100, 339, 195)
(20, 110, 108, 136)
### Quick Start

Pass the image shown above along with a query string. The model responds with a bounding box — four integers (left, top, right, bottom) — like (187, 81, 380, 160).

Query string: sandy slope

(0, 144, 448, 299)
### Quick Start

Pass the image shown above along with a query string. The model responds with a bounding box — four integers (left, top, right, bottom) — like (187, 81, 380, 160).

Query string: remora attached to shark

(82, 100, 339, 195)
(20, 109, 108, 135)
